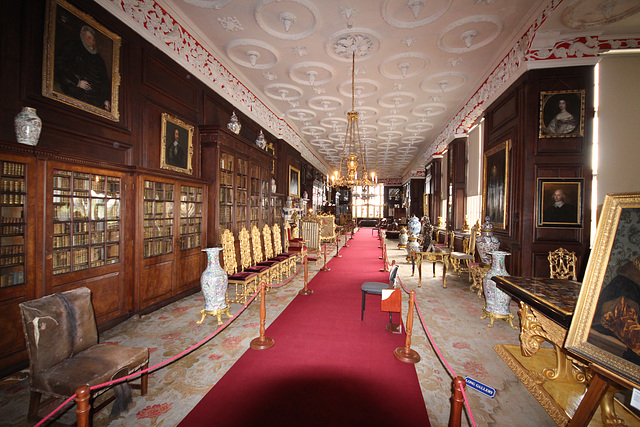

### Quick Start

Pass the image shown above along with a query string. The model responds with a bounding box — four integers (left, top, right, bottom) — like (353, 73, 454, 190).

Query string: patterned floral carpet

(0, 230, 556, 427)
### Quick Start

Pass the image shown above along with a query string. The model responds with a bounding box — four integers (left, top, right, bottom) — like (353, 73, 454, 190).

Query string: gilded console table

(493, 276, 584, 383)
(411, 250, 450, 288)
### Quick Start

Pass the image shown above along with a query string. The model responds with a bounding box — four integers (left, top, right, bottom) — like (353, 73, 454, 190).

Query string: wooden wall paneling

(0, 296, 27, 376)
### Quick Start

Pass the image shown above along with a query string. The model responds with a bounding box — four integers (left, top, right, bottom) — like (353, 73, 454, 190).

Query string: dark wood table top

(492, 276, 582, 329)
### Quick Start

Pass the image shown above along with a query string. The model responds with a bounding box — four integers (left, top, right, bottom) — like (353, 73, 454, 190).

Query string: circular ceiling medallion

(325, 28, 382, 61)
(286, 108, 316, 121)
(226, 39, 279, 69)
(377, 92, 417, 108)
(263, 83, 303, 101)
(319, 117, 347, 129)
(300, 125, 325, 136)
(420, 72, 467, 94)
(338, 78, 379, 99)
(401, 135, 426, 144)
(381, 0, 453, 29)
(307, 96, 343, 112)
(561, 0, 640, 29)
(309, 138, 331, 146)
(379, 53, 430, 79)
(437, 15, 502, 53)
(405, 122, 434, 133)
(254, 0, 319, 40)
(411, 103, 447, 118)
(289, 62, 336, 86)
(378, 114, 408, 128)
(377, 130, 403, 140)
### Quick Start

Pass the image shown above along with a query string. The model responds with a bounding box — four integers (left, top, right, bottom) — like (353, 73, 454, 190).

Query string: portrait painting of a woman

(539, 90, 584, 138)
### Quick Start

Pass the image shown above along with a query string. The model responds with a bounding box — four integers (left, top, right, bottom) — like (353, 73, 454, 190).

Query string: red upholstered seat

(228, 271, 257, 281)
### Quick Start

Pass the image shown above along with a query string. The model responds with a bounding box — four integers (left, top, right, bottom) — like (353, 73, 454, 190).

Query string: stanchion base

(320, 266, 331, 271)
(298, 288, 314, 295)
(386, 323, 402, 334)
(250, 336, 275, 350)
(394, 347, 421, 364)
(335, 254, 342, 258)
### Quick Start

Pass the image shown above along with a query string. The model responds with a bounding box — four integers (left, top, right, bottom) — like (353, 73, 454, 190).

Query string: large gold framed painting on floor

(566, 192, 640, 387)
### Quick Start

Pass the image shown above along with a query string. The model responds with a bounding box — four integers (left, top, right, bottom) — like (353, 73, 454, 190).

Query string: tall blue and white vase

(476, 216, 500, 264)
(15, 107, 42, 146)
(407, 216, 421, 237)
(197, 247, 232, 325)
(482, 250, 516, 329)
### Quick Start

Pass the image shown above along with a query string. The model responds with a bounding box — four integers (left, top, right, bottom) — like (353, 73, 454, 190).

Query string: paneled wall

(0, 0, 315, 375)
(484, 66, 593, 278)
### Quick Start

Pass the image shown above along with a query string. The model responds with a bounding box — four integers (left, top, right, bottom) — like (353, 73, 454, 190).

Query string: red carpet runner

(180, 228, 431, 426)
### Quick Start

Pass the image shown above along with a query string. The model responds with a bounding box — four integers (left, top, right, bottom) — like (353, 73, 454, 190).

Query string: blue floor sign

(465, 376, 496, 398)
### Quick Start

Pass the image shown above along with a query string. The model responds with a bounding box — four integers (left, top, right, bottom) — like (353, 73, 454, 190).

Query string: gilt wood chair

(221, 229, 258, 304)
(262, 224, 290, 280)
(250, 225, 282, 283)
(300, 214, 322, 261)
(239, 226, 271, 287)
(272, 223, 296, 276)
(450, 223, 479, 280)
(284, 221, 306, 263)
(19, 287, 149, 421)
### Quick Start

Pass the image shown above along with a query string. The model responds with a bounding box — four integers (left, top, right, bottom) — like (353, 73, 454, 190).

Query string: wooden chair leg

(140, 361, 149, 395)
(28, 391, 41, 420)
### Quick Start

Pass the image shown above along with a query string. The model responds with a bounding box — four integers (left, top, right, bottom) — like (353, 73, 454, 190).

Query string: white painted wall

(597, 54, 640, 207)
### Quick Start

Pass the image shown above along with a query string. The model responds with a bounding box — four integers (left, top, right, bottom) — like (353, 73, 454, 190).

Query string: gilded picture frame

(566, 193, 640, 387)
(482, 140, 510, 230)
(160, 113, 194, 175)
(536, 178, 584, 228)
(539, 90, 585, 138)
(289, 166, 300, 197)
(42, 0, 121, 121)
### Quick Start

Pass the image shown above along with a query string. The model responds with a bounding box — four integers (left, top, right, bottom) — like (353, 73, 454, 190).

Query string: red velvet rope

(397, 272, 477, 427)
(35, 260, 306, 426)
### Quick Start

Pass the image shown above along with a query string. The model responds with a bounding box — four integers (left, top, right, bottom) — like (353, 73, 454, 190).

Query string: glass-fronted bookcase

(1, 160, 28, 288)
(52, 168, 122, 275)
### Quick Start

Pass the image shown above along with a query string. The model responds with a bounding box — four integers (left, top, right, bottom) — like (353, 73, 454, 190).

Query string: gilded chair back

(262, 224, 275, 259)
(221, 229, 239, 275)
(318, 214, 337, 244)
(273, 223, 284, 254)
(283, 221, 291, 252)
(238, 227, 254, 271)
(300, 215, 321, 251)
(251, 225, 266, 264)
(548, 248, 577, 280)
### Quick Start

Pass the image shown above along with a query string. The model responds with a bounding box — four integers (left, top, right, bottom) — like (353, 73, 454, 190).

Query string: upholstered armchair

(19, 287, 149, 421)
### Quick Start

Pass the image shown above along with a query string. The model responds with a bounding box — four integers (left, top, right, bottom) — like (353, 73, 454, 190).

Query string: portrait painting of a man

(161, 113, 194, 175)
(43, 0, 121, 121)
(482, 140, 509, 230)
(537, 179, 583, 228)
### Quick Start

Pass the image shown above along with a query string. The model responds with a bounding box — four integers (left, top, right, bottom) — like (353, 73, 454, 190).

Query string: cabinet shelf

(1, 159, 27, 289)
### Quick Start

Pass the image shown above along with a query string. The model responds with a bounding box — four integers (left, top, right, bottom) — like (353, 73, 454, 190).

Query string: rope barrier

(35, 259, 307, 426)
(397, 275, 477, 427)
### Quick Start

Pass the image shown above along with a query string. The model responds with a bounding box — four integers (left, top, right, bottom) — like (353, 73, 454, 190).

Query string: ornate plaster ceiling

(145, 0, 640, 180)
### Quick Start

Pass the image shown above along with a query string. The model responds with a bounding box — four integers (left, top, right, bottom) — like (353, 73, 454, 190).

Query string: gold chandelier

(330, 52, 376, 189)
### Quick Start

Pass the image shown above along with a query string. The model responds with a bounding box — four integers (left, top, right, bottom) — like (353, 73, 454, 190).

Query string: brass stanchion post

(251, 284, 274, 350)
(320, 243, 330, 271)
(299, 253, 313, 295)
(394, 290, 420, 363)
(335, 233, 342, 258)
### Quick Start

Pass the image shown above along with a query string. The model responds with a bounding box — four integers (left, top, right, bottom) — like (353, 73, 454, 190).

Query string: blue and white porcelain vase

(407, 216, 421, 237)
(15, 107, 42, 146)
(398, 227, 409, 249)
(483, 251, 511, 316)
(476, 216, 500, 264)
(198, 247, 231, 324)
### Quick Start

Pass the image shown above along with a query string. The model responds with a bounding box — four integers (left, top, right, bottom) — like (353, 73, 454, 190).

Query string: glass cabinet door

(0, 161, 26, 287)
(52, 169, 121, 275)
(143, 180, 175, 258)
